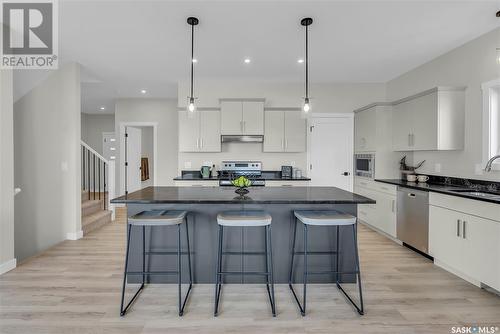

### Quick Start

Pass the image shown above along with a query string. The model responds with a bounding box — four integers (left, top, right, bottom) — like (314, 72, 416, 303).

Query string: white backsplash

(178, 142, 307, 173)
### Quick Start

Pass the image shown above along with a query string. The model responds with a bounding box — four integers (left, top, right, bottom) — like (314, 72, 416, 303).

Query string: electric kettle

(200, 165, 211, 179)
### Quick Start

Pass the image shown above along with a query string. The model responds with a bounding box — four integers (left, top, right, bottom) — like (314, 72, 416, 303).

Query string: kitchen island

(112, 186, 375, 283)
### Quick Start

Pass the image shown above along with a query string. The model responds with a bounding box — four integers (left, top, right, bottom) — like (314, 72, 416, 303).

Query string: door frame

(119, 122, 158, 195)
(306, 113, 354, 191)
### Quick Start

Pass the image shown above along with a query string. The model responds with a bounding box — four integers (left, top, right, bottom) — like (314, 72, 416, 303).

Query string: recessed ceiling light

(99, 106, 105, 110)
(297, 59, 304, 64)
(244, 58, 251, 64)
(140, 89, 147, 94)
(192, 58, 198, 63)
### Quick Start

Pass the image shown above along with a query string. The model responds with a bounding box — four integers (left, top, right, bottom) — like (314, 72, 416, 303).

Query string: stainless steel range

(219, 161, 265, 186)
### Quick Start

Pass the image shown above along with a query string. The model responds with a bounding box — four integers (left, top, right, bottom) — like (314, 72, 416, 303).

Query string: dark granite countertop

(111, 186, 375, 204)
(376, 179, 500, 204)
(173, 170, 311, 181)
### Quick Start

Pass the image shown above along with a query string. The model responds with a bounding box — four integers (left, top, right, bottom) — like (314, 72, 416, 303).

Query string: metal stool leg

(336, 223, 364, 315)
(302, 224, 308, 316)
(177, 224, 182, 316)
(335, 225, 339, 284)
(120, 224, 144, 316)
(267, 225, 276, 316)
(178, 217, 193, 316)
(214, 225, 223, 316)
(288, 216, 298, 285)
(142, 225, 146, 285)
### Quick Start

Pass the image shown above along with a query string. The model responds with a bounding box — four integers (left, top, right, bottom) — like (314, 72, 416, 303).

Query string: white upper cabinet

(392, 87, 465, 151)
(263, 111, 284, 152)
(242, 101, 264, 135)
(354, 107, 377, 152)
(284, 111, 306, 152)
(199, 110, 221, 152)
(220, 100, 264, 135)
(263, 110, 306, 152)
(179, 110, 221, 152)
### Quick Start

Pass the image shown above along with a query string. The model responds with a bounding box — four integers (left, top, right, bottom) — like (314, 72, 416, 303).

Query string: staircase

(81, 141, 116, 235)
(81, 190, 112, 235)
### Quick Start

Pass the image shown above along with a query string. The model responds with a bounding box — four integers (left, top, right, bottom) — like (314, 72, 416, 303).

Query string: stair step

(82, 199, 103, 217)
(82, 210, 112, 235)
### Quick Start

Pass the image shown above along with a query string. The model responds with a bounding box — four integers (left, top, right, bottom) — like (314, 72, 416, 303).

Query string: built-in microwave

(354, 154, 375, 178)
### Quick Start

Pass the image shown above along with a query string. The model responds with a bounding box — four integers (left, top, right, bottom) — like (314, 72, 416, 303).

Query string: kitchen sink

(447, 189, 500, 200)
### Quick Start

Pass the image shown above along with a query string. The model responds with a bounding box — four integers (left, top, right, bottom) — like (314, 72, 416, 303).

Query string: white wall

(81, 113, 115, 155)
(178, 80, 386, 172)
(387, 27, 500, 181)
(0, 69, 16, 274)
(115, 99, 177, 194)
(14, 63, 82, 261)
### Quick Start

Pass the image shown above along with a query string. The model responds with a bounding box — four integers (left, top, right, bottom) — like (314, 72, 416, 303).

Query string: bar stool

(289, 210, 364, 316)
(214, 210, 276, 317)
(120, 209, 193, 316)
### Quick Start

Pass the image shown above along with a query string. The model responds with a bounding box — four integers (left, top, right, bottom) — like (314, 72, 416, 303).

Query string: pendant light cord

(190, 23, 194, 99)
(305, 23, 308, 99)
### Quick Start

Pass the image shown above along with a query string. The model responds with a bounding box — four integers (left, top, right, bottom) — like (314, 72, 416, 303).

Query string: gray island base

(111, 186, 375, 284)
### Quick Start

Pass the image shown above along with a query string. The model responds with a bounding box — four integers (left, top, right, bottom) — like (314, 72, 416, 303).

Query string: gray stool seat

(217, 210, 272, 227)
(294, 210, 356, 226)
(129, 210, 187, 226)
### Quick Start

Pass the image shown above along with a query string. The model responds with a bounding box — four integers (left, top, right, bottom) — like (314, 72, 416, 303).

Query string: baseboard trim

(0, 258, 17, 275)
(66, 230, 83, 240)
(433, 259, 481, 288)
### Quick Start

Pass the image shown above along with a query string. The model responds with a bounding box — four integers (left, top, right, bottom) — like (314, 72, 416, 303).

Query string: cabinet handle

(285, 139, 288, 149)
(391, 200, 395, 213)
(411, 134, 415, 146)
(456, 219, 461, 237)
(462, 221, 466, 239)
(196, 138, 199, 149)
(200, 138, 204, 148)
(408, 134, 411, 147)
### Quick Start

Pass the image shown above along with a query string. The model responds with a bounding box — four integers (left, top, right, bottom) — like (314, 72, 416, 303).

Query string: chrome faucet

(484, 154, 500, 172)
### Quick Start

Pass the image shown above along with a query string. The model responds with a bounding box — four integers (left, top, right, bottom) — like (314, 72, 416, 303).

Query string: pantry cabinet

(429, 193, 500, 291)
(263, 110, 306, 152)
(220, 100, 264, 135)
(392, 87, 465, 151)
(179, 110, 221, 152)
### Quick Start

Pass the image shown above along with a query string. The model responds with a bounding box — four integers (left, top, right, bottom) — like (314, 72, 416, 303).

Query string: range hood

(221, 135, 264, 143)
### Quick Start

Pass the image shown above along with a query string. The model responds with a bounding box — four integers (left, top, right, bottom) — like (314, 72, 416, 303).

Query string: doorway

(308, 114, 354, 191)
(119, 122, 157, 195)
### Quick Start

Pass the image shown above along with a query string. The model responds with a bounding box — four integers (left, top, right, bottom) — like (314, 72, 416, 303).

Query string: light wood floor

(1, 213, 499, 334)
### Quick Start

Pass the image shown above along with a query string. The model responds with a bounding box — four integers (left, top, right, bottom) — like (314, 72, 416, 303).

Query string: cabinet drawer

(174, 181, 219, 187)
(266, 181, 310, 187)
(373, 181, 397, 195)
(429, 193, 500, 223)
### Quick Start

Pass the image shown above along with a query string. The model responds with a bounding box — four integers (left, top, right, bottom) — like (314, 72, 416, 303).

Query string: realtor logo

(1, 0, 58, 69)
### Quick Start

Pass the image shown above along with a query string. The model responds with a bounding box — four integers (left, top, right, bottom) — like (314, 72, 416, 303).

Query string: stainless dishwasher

(397, 186, 429, 254)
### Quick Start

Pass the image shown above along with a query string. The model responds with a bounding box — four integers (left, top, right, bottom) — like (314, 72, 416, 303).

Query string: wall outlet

(184, 161, 192, 169)
(434, 163, 441, 173)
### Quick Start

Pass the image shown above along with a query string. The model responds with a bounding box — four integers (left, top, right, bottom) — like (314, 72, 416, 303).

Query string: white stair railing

(81, 141, 115, 218)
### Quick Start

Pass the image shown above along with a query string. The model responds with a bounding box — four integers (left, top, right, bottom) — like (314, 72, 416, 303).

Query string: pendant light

(301, 17, 313, 115)
(187, 16, 199, 113)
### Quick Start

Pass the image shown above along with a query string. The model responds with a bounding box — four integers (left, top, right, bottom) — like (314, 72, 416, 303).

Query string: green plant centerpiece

(231, 175, 252, 195)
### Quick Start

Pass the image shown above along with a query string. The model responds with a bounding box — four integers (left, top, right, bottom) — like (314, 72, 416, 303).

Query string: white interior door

(309, 116, 353, 191)
(125, 126, 142, 193)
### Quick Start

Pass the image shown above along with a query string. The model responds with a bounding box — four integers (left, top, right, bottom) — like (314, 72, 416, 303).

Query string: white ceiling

(12, 0, 500, 114)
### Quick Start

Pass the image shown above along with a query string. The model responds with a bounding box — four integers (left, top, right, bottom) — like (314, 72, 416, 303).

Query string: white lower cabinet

(429, 200, 500, 291)
(355, 179, 397, 238)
